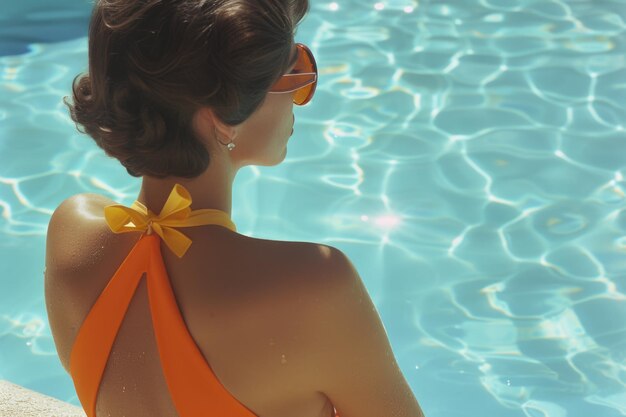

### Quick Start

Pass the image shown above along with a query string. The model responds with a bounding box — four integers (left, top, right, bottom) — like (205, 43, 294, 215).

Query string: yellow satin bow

(103, 184, 237, 258)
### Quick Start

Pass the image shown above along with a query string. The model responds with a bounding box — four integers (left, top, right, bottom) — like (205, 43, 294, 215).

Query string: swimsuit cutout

(68, 183, 339, 417)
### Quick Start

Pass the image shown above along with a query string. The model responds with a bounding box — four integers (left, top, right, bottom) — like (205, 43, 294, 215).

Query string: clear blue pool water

(1, 1, 625, 416)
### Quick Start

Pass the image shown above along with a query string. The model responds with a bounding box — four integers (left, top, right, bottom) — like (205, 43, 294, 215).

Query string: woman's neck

(136, 159, 236, 218)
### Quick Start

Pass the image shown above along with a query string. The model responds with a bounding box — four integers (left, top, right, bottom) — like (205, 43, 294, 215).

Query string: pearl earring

(215, 127, 236, 151)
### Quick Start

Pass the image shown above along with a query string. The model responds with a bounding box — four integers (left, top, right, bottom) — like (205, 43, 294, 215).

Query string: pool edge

(0, 379, 86, 417)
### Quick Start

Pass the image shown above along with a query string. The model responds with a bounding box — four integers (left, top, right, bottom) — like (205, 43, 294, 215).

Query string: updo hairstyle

(64, 0, 309, 178)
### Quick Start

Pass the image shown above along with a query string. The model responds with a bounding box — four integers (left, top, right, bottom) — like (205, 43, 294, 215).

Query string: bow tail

(152, 224, 192, 258)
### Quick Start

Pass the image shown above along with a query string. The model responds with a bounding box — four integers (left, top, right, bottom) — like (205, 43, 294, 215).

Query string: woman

(44, 1, 425, 416)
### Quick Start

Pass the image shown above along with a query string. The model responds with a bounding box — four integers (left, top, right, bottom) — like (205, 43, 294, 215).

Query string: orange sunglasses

(268, 43, 317, 105)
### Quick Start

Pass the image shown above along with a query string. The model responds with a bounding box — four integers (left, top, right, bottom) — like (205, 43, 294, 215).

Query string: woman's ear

(195, 107, 240, 142)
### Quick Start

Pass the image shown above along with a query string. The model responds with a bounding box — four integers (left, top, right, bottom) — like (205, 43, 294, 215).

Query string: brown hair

(64, 0, 309, 178)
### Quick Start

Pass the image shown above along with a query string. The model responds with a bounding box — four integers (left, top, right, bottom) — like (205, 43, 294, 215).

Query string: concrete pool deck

(0, 380, 86, 417)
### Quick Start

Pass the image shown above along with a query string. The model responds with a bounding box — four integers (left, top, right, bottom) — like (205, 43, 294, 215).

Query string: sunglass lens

(293, 44, 317, 105)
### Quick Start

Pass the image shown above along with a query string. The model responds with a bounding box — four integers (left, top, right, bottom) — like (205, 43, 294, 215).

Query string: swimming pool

(1, 0, 625, 416)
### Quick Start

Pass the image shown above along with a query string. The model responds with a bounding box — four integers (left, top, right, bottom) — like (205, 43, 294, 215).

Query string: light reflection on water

(1, 0, 625, 416)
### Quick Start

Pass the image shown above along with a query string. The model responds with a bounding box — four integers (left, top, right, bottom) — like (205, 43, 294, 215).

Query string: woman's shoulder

(46, 193, 124, 271)
(46, 193, 116, 253)
(48, 192, 114, 230)
(243, 235, 350, 286)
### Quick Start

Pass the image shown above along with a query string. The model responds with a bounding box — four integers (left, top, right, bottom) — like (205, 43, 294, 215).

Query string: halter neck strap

(103, 184, 236, 258)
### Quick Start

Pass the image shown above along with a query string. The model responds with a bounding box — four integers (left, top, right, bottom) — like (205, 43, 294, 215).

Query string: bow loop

(103, 184, 236, 258)
(155, 184, 193, 224)
(103, 204, 150, 233)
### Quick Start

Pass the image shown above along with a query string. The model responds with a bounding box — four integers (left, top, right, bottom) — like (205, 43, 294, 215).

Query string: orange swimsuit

(68, 184, 339, 417)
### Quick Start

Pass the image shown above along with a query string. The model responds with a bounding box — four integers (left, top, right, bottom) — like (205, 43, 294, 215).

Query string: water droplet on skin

(280, 354, 287, 365)
(122, 385, 126, 392)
